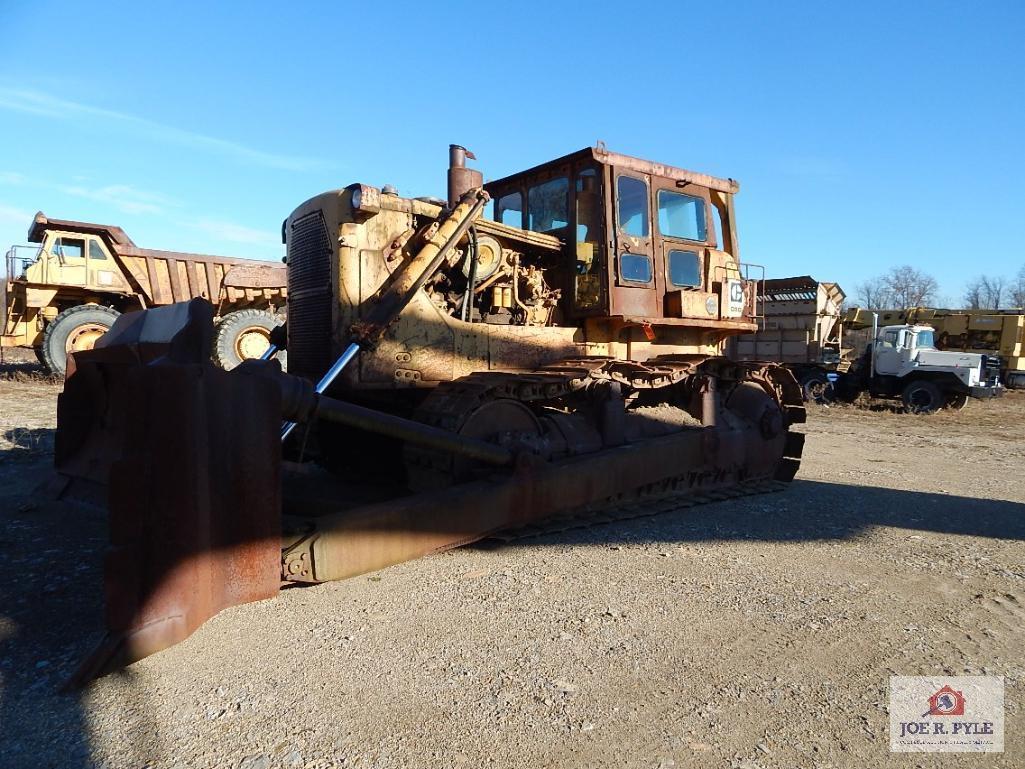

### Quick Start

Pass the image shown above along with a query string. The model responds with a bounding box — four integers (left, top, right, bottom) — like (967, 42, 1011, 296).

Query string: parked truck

(730, 276, 1004, 411)
(2, 212, 287, 374)
(836, 316, 1004, 411)
(846, 307, 1025, 389)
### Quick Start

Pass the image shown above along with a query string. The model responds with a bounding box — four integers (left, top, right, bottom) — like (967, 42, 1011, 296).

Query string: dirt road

(1, 362, 1022, 768)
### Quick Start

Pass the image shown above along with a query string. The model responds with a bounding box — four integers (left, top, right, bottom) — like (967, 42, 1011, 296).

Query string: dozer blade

(56, 301, 282, 688)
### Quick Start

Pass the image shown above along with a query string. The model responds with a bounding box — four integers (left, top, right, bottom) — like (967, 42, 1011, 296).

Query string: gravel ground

(1, 360, 1023, 768)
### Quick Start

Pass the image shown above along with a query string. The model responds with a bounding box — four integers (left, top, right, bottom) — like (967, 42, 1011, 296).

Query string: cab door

(85, 237, 128, 291)
(610, 169, 658, 318)
(50, 234, 88, 286)
(873, 328, 902, 375)
(650, 177, 714, 319)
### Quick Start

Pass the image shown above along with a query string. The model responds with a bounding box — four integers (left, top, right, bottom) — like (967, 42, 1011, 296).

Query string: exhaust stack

(447, 144, 482, 208)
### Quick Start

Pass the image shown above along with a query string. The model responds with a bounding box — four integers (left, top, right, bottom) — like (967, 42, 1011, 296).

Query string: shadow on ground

(514, 478, 1025, 547)
(0, 449, 1022, 766)
(0, 357, 57, 382)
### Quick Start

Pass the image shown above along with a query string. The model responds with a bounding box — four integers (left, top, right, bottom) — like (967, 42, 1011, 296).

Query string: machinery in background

(836, 316, 1003, 411)
(2, 213, 286, 373)
(731, 276, 1005, 410)
(846, 307, 1025, 389)
(729, 276, 848, 401)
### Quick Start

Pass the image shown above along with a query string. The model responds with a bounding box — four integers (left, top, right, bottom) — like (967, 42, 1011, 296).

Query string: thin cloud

(0, 171, 25, 185)
(60, 184, 176, 215)
(0, 202, 32, 226)
(192, 218, 281, 248)
(0, 87, 319, 171)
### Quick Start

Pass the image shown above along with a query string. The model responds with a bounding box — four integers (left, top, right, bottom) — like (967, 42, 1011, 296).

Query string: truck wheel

(213, 309, 283, 370)
(799, 372, 834, 404)
(40, 304, 120, 375)
(901, 380, 944, 414)
(945, 393, 969, 410)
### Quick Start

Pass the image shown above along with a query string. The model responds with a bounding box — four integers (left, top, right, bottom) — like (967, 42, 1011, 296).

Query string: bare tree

(982, 275, 1005, 309)
(855, 276, 894, 309)
(964, 275, 1007, 309)
(884, 265, 938, 309)
(1010, 265, 1025, 309)
(964, 278, 983, 309)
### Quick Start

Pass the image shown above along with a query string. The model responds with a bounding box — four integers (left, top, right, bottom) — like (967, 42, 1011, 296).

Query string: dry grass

(816, 389, 1025, 439)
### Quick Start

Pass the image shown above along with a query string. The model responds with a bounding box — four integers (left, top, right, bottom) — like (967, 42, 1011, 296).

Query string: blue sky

(1, 1, 1022, 306)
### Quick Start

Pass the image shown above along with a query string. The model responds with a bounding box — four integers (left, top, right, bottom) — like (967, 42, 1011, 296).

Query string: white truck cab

(866, 323, 1003, 410)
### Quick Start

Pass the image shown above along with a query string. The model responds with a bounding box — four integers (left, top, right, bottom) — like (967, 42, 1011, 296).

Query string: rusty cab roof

(485, 146, 740, 195)
(26, 211, 283, 273)
(28, 211, 136, 247)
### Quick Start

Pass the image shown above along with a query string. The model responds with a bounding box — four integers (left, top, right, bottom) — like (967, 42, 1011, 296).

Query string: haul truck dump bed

(2, 212, 286, 373)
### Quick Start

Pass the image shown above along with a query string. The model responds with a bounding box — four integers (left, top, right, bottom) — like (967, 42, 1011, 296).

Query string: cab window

(573, 168, 604, 310)
(495, 192, 523, 227)
(527, 177, 569, 233)
(879, 330, 898, 349)
(88, 240, 108, 260)
(52, 237, 85, 259)
(617, 176, 648, 237)
(658, 190, 707, 241)
(620, 253, 652, 284)
(667, 249, 701, 288)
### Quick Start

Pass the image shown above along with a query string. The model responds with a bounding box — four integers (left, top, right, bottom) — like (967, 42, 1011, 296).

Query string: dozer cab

(54, 145, 806, 686)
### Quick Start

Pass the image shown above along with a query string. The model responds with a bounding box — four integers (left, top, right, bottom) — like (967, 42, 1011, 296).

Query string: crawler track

(406, 355, 806, 508)
(485, 478, 788, 544)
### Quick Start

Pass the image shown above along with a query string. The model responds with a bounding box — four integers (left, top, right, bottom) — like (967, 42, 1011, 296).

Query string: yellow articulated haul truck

(846, 307, 1025, 390)
(2, 212, 287, 374)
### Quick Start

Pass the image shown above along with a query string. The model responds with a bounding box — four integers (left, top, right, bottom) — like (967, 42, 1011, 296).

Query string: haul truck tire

(40, 304, 120, 376)
(901, 379, 944, 414)
(213, 308, 284, 371)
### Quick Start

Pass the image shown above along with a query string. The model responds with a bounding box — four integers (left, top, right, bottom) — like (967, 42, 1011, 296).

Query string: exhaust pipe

(447, 144, 482, 208)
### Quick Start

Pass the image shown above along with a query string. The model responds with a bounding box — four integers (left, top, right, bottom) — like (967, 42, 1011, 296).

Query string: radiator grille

(287, 211, 333, 382)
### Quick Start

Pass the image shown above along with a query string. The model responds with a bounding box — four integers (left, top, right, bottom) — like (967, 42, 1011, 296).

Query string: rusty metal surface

(57, 308, 282, 688)
(485, 147, 740, 195)
(222, 263, 288, 289)
(28, 211, 136, 246)
(283, 358, 805, 584)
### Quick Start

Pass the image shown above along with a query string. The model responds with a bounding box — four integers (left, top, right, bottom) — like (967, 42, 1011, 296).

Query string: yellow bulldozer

(2, 213, 287, 374)
(54, 144, 806, 686)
